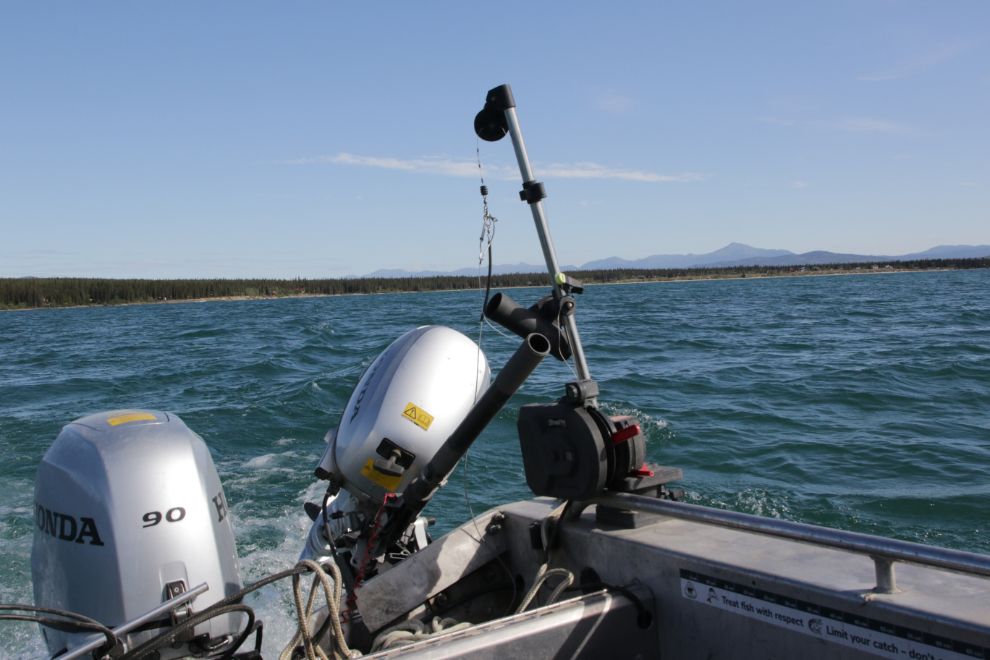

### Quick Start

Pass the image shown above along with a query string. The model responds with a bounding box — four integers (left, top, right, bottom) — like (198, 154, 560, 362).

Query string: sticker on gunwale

(680, 569, 987, 660)
(401, 403, 434, 431)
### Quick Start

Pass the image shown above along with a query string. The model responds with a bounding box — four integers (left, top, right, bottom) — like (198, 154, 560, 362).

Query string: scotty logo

(35, 503, 104, 546)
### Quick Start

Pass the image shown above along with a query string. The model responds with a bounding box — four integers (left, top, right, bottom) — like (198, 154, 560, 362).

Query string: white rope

(515, 502, 574, 614)
(484, 316, 515, 339)
(279, 560, 359, 660)
(371, 616, 473, 652)
(515, 566, 574, 614)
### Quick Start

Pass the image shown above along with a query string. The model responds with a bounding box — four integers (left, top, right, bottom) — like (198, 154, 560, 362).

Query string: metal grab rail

(591, 492, 990, 594)
(61, 582, 209, 660)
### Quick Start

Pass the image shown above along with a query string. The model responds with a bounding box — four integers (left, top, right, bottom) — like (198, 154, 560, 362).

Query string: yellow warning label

(360, 458, 403, 492)
(107, 413, 158, 426)
(402, 403, 434, 431)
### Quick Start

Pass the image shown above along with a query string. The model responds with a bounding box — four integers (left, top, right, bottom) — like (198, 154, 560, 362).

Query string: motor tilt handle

(377, 333, 551, 549)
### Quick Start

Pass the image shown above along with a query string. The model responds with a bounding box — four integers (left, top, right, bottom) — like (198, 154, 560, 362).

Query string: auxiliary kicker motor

(32, 410, 243, 659)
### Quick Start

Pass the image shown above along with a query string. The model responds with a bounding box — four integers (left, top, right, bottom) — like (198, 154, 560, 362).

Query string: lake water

(1, 270, 988, 658)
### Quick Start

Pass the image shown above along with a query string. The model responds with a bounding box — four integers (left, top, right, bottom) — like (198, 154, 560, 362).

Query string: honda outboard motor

(320, 325, 490, 502)
(32, 410, 242, 659)
(303, 326, 489, 562)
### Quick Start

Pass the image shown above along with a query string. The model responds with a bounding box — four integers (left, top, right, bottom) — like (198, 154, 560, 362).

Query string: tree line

(2, 257, 987, 310)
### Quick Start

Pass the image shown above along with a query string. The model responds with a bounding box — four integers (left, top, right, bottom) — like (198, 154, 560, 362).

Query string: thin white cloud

(1, 249, 76, 256)
(758, 117, 797, 126)
(859, 41, 977, 81)
(537, 162, 706, 182)
(286, 152, 704, 183)
(811, 117, 912, 133)
(594, 91, 636, 115)
(760, 116, 912, 134)
(790, 181, 807, 189)
(286, 153, 502, 178)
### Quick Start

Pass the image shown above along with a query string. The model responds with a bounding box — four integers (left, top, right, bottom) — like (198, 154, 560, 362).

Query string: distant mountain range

(361, 262, 579, 278)
(699, 244, 990, 268)
(579, 242, 793, 270)
(359, 244, 990, 278)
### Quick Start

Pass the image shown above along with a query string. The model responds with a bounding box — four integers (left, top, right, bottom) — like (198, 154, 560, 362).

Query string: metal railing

(61, 583, 209, 660)
(590, 492, 990, 594)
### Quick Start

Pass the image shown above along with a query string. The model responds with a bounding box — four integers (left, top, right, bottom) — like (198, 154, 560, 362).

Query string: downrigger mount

(476, 83, 684, 511)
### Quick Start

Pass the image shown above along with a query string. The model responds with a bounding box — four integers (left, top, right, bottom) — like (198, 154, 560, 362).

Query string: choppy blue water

(1, 270, 988, 657)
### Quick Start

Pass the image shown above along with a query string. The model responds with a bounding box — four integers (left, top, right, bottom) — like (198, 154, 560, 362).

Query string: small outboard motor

(315, 325, 490, 505)
(304, 326, 489, 562)
(32, 410, 243, 659)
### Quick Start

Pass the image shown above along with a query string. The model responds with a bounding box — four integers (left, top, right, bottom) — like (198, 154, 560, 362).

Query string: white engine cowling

(315, 325, 490, 505)
(32, 410, 242, 659)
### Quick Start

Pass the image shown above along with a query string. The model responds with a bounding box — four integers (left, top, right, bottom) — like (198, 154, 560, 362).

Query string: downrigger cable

(477, 141, 497, 322)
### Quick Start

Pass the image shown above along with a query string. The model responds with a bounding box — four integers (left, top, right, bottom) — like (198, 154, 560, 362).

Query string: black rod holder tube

(382, 334, 551, 542)
(485, 293, 570, 361)
(428, 332, 551, 477)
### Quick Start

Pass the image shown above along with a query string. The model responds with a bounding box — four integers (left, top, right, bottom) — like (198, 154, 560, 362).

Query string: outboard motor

(32, 410, 243, 659)
(303, 325, 489, 564)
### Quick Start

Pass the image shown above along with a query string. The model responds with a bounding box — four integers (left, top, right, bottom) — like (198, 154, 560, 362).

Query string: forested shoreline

(2, 257, 987, 310)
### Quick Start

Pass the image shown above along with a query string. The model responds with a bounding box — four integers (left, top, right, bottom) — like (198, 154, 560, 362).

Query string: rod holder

(485, 292, 570, 361)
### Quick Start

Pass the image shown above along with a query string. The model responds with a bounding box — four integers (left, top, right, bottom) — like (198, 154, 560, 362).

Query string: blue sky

(1, 2, 987, 278)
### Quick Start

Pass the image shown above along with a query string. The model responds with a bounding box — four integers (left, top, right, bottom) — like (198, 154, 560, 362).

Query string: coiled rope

(515, 566, 574, 614)
(279, 559, 359, 660)
(371, 616, 472, 652)
(515, 501, 574, 614)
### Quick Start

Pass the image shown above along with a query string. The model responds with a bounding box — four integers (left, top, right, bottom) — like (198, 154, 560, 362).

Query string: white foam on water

(0, 631, 48, 660)
(242, 451, 301, 469)
(244, 454, 277, 468)
(0, 507, 32, 517)
(598, 402, 672, 439)
(697, 488, 794, 520)
(0, 479, 47, 660)
(228, 479, 330, 660)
